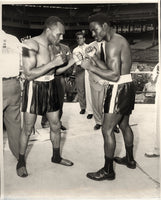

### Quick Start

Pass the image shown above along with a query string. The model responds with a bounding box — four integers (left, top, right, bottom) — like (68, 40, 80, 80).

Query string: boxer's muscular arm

(22, 40, 64, 81)
(56, 49, 83, 75)
(56, 57, 75, 75)
(91, 55, 107, 70)
(85, 45, 106, 70)
(89, 46, 121, 82)
(55, 44, 74, 75)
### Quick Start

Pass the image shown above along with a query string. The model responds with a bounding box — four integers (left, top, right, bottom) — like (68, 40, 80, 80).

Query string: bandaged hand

(53, 54, 64, 66)
(98, 79, 109, 86)
(60, 50, 71, 63)
(73, 52, 83, 65)
(85, 46, 97, 58)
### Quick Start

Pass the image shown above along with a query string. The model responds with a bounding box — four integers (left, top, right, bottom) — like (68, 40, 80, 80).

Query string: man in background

(145, 64, 160, 157)
(1, 30, 22, 160)
(73, 31, 93, 119)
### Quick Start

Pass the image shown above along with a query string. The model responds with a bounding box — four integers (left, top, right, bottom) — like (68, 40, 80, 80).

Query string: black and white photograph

(0, 0, 160, 200)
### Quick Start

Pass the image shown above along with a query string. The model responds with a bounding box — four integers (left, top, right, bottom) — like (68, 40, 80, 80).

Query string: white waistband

(35, 75, 54, 82)
(109, 74, 132, 85)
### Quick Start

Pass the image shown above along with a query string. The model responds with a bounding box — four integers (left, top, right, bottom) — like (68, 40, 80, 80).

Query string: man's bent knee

(50, 121, 61, 133)
(119, 121, 130, 133)
(102, 125, 113, 136)
(23, 125, 34, 137)
(102, 130, 114, 137)
(119, 124, 126, 133)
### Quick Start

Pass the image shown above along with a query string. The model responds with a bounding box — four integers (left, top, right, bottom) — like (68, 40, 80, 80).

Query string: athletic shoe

(86, 168, 115, 181)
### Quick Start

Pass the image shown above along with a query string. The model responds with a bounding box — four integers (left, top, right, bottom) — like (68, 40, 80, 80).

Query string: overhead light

(13, 4, 78, 10)
(48, 5, 78, 9)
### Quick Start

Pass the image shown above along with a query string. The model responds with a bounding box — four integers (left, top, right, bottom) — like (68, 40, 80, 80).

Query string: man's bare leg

(114, 115, 136, 168)
(46, 111, 73, 166)
(16, 112, 37, 177)
(87, 113, 122, 181)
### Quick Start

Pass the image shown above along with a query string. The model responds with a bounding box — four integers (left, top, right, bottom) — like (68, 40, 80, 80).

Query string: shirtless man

(41, 43, 72, 130)
(81, 13, 136, 181)
(17, 16, 76, 177)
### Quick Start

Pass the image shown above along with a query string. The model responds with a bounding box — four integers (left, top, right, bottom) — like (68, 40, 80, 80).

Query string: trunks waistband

(34, 75, 55, 82)
(3, 76, 17, 81)
(109, 74, 132, 85)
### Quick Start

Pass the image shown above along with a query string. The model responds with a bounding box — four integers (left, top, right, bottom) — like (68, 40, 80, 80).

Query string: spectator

(145, 64, 160, 157)
(1, 30, 22, 159)
(72, 31, 93, 118)
(143, 74, 156, 104)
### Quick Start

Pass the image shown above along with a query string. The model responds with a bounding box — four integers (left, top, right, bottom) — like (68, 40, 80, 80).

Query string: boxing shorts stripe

(27, 81, 33, 113)
(104, 74, 136, 115)
(22, 79, 60, 115)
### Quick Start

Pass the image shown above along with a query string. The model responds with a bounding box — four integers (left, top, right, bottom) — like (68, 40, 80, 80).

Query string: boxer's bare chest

(36, 44, 52, 67)
(33, 41, 55, 75)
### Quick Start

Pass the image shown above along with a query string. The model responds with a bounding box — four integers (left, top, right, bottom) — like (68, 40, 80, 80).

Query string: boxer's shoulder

(23, 38, 39, 53)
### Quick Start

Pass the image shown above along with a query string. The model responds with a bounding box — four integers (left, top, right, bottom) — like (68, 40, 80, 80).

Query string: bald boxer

(41, 42, 72, 130)
(17, 16, 76, 177)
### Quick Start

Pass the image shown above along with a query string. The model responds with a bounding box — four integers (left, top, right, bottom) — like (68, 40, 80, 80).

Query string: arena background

(1, 2, 160, 200)
(2, 3, 159, 103)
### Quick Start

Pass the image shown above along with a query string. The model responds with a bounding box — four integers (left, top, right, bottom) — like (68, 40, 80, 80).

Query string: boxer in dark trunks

(81, 13, 136, 181)
(41, 42, 72, 130)
(17, 16, 76, 177)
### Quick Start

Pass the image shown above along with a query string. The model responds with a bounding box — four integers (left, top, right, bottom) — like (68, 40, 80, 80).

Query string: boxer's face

(89, 21, 107, 42)
(47, 22, 65, 45)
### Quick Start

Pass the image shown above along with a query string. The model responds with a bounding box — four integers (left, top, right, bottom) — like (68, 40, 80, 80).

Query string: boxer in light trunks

(81, 13, 136, 181)
(17, 16, 76, 177)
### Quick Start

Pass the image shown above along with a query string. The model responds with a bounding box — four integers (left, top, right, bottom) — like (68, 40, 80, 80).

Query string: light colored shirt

(0, 30, 21, 78)
(73, 43, 88, 65)
(88, 40, 109, 87)
(143, 82, 156, 97)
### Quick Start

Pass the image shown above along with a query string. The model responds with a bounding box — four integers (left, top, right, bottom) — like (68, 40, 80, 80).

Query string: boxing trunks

(22, 75, 60, 115)
(104, 74, 135, 115)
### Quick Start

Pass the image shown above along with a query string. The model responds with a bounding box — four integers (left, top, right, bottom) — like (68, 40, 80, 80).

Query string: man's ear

(102, 23, 108, 30)
(46, 28, 50, 34)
